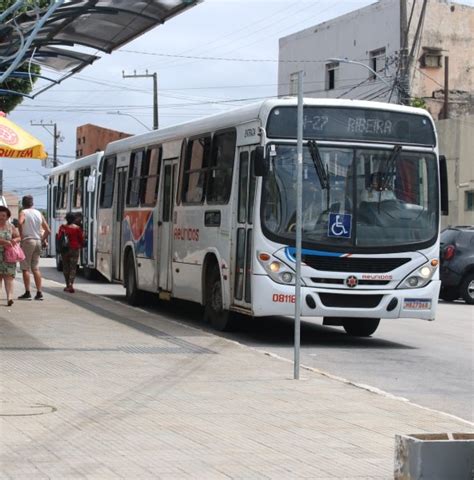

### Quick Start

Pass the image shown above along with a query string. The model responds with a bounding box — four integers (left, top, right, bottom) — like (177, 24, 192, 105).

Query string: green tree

(410, 97, 427, 110)
(0, 0, 50, 113)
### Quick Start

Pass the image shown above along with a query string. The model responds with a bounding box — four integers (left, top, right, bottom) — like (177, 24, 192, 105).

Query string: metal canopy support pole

(294, 71, 304, 380)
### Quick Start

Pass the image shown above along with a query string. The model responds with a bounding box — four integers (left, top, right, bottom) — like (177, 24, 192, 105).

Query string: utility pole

(122, 70, 158, 130)
(31, 121, 61, 167)
(443, 56, 449, 120)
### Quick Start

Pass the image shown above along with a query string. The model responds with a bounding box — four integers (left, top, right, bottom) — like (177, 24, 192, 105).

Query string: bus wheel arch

(124, 248, 141, 306)
(202, 254, 234, 331)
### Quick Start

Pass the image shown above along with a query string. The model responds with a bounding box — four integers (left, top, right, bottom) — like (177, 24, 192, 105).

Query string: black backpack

(57, 229, 70, 254)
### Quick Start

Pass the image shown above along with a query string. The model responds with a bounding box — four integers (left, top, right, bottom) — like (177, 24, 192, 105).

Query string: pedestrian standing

(57, 212, 84, 293)
(0, 206, 21, 306)
(18, 195, 50, 301)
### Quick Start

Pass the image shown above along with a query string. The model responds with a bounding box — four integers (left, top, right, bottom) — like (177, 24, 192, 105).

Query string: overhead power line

(121, 50, 333, 63)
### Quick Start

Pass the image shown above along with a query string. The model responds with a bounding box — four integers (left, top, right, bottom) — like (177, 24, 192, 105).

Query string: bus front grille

(303, 256, 410, 273)
(319, 293, 383, 308)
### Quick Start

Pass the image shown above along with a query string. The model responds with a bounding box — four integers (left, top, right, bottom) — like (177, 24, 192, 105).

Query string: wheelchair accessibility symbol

(328, 213, 352, 239)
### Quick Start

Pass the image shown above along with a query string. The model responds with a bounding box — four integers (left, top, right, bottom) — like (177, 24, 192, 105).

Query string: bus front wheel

(343, 318, 380, 337)
(204, 267, 234, 331)
(125, 255, 141, 306)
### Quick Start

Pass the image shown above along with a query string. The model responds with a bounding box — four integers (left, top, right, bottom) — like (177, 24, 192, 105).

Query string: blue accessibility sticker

(328, 213, 352, 239)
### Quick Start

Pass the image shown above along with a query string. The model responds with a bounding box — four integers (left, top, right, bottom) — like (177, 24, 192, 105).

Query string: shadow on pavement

(102, 291, 414, 351)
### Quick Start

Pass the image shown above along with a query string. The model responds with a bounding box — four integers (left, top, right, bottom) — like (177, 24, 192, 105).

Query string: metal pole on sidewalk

(294, 71, 304, 380)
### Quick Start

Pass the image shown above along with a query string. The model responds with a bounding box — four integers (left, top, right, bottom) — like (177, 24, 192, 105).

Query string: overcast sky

(2, 0, 474, 208)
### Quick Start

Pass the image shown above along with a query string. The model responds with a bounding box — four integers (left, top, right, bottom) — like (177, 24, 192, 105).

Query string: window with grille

(420, 47, 442, 68)
(465, 191, 474, 211)
(369, 48, 386, 79)
(325, 62, 339, 90)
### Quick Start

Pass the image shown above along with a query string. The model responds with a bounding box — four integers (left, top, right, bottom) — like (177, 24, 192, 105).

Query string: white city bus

(96, 98, 447, 336)
(47, 152, 102, 277)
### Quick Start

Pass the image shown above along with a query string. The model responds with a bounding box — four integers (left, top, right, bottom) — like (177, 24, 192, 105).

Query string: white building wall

(278, 0, 400, 101)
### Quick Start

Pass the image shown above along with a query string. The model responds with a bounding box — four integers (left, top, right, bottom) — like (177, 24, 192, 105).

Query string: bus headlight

(258, 251, 299, 285)
(397, 262, 437, 289)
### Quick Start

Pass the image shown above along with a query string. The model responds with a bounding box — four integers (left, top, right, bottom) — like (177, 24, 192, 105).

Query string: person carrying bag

(57, 213, 84, 293)
(0, 206, 21, 306)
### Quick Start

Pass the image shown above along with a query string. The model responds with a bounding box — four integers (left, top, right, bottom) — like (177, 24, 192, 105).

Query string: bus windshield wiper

(307, 140, 329, 189)
(380, 145, 402, 190)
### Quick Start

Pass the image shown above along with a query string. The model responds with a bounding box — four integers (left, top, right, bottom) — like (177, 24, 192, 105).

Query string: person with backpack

(57, 212, 84, 293)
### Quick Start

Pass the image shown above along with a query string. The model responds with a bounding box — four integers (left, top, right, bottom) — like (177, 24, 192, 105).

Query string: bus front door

(82, 175, 95, 271)
(233, 147, 256, 309)
(158, 159, 177, 294)
(113, 166, 127, 282)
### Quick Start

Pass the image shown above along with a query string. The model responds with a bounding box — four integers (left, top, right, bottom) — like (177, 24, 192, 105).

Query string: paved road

(40, 259, 473, 422)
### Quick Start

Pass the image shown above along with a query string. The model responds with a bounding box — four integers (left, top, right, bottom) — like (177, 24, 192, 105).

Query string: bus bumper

(252, 275, 441, 321)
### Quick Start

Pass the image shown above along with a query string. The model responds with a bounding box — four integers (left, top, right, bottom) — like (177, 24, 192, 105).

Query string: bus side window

(74, 168, 90, 208)
(99, 156, 116, 208)
(181, 135, 210, 204)
(207, 129, 236, 204)
(56, 173, 68, 210)
(141, 146, 161, 207)
(127, 150, 145, 207)
(52, 185, 58, 217)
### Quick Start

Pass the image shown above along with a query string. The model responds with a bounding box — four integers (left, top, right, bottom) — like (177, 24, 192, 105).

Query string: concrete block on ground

(394, 432, 474, 480)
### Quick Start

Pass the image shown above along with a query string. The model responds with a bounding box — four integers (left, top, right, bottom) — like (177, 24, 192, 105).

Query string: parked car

(439, 226, 474, 304)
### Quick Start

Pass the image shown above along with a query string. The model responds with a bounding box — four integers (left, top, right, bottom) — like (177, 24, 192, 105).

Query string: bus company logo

(0, 125, 19, 146)
(345, 275, 358, 288)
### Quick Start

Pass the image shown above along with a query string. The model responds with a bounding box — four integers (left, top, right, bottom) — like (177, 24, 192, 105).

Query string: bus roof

(49, 151, 103, 176)
(104, 97, 435, 156)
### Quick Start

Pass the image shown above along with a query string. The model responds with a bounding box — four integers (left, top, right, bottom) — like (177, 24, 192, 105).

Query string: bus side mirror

(440, 155, 449, 216)
(252, 146, 265, 177)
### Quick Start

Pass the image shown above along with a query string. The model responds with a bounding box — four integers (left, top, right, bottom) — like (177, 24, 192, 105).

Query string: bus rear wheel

(125, 254, 142, 306)
(83, 266, 96, 280)
(204, 267, 234, 331)
(343, 318, 380, 337)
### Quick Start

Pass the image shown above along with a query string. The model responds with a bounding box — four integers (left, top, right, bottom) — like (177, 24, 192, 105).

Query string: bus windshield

(261, 144, 438, 250)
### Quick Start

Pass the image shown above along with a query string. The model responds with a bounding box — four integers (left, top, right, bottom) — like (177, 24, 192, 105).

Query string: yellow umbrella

(0, 115, 47, 160)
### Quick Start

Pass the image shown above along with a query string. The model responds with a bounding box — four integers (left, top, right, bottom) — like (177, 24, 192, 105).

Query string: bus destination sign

(267, 106, 436, 146)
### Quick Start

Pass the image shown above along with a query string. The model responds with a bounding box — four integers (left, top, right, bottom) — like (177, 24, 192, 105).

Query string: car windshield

(261, 144, 438, 250)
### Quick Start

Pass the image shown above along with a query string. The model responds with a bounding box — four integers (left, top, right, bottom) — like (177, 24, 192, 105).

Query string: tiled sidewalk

(0, 278, 472, 479)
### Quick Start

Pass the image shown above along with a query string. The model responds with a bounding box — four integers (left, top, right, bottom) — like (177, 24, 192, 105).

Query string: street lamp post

(326, 57, 392, 89)
(106, 111, 151, 131)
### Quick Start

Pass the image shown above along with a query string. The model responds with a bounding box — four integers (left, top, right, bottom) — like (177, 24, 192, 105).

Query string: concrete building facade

(437, 116, 474, 228)
(76, 124, 131, 158)
(278, 0, 474, 120)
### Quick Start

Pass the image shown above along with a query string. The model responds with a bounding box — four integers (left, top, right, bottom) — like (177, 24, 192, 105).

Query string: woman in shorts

(0, 206, 21, 306)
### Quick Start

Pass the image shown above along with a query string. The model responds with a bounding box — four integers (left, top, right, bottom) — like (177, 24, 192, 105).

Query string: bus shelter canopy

(0, 1, 201, 97)
(0, 116, 47, 160)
